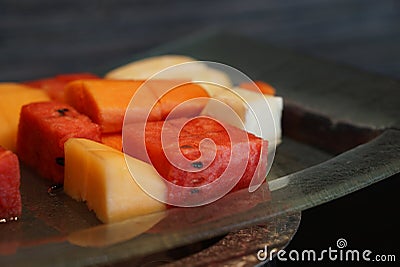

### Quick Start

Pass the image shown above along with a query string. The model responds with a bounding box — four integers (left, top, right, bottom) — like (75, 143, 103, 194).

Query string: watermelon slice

(17, 102, 101, 184)
(0, 146, 21, 221)
(123, 117, 268, 205)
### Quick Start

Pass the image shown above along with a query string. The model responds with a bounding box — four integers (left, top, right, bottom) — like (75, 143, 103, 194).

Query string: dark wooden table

(1, 1, 399, 266)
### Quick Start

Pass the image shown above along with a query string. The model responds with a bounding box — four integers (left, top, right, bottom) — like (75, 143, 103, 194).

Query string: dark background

(1, 0, 399, 266)
(2, 0, 400, 81)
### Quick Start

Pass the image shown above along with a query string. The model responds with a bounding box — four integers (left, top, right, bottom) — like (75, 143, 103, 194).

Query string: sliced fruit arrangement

(0, 146, 21, 221)
(0, 55, 282, 224)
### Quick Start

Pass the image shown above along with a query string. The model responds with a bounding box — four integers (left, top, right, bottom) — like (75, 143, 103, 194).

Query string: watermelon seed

(56, 108, 69, 116)
(55, 157, 65, 166)
(190, 188, 200, 194)
(180, 145, 193, 149)
(192, 161, 203, 169)
(48, 184, 63, 196)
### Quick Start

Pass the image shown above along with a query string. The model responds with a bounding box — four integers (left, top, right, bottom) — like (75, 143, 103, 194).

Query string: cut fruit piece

(0, 83, 50, 151)
(104, 55, 233, 91)
(17, 102, 101, 184)
(63, 137, 107, 201)
(105, 55, 197, 80)
(24, 73, 100, 103)
(239, 81, 276, 96)
(101, 133, 123, 151)
(201, 86, 283, 145)
(150, 81, 210, 120)
(64, 138, 166, 223)
(123, 117, 268, 205)
(0, 146, 21, 221)
(65, 79, 209, 133)
(65, 80, 152, 133)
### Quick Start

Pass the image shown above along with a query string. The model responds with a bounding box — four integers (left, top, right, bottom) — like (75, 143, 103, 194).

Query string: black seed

(192, 161, 203, 169)
(55, 157, 65, 166)
(190, 188, 200, 194)
(56, 108, 69, 116)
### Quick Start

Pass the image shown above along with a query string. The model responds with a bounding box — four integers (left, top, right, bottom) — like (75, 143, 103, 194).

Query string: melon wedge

(64, 138, 166, 223)
(24, 73, 99, 103)
(201, 86, 283, 145)
(65, 79, 209, 133)
(104, 55, 233, 92)
(101, 133, 123, 151)
(105, 55, 198, 80)
(0, 83, 50, 151)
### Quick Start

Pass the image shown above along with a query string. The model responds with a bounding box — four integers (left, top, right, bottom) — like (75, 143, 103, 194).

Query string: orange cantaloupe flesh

(153, 82, 210, 120)
(0, 83, 50, 151)
(101, 133, 123, 151)
(239, 81, 276, 96)
(23, 73, 100, 103)
(65, 80, 153, 133)
(65, 79, 209, 133)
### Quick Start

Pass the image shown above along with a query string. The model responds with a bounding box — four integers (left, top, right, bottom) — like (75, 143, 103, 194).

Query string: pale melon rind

(104, 55, 198, 80)
(104, 55, 233, 90)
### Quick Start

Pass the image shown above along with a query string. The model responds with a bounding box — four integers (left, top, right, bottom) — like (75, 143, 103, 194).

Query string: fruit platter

(1, 33, 400, 266)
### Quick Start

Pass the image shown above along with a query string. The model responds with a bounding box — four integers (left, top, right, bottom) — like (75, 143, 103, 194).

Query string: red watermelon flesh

(0, 146, 21, 220)
(123, 117, 268, 205)
(17, 102, 101, 184)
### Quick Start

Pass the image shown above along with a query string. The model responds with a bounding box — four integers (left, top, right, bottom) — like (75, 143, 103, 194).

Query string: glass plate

(2, 32, 400, 267)
(0, 137, 330, 266)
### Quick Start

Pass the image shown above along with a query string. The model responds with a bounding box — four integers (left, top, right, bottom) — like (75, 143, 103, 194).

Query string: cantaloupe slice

(239, 81, 276, 96)
(23, 73, 99, 103)
(64, 138, 166, 223)
(150, 81, 210, 120)
(104, 55, 233, 92)
(105, 55, 198, 80)
(65, 80, 156, 133)
(0, 83, 50, 151)
(101, 133, 123, 151)
(65, 79, 209, 133)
